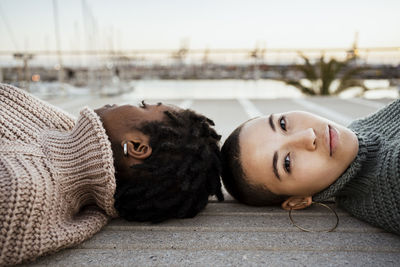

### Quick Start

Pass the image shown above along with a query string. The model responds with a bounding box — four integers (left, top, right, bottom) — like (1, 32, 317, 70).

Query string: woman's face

(239, 111, 359, 197)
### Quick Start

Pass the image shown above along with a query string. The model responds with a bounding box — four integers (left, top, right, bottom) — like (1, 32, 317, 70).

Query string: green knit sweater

(314, 99, 399, 234)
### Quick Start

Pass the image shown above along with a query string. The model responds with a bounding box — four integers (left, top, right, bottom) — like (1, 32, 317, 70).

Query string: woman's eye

(279, 116, 287, 131)
(284, 153, 291, 173)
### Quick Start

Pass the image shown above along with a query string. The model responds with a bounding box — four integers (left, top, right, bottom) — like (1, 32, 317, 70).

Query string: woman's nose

(287, 128, 316, 151)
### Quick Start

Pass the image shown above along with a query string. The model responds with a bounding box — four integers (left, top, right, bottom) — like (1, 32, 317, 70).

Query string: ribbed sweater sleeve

(0, 83, 75, 143)
(0, 85, 118, 265)
(41, 108, 118, 218)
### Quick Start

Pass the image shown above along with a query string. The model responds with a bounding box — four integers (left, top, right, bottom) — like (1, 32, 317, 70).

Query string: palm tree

(282, 54, 369, 96)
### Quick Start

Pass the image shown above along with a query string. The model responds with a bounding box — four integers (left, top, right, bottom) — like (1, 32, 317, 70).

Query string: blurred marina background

(0, 0, 399, 99)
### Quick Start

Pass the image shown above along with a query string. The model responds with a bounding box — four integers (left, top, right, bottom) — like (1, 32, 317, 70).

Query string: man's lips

(104, 104, 117, 108)
(328, 125, 339, 156)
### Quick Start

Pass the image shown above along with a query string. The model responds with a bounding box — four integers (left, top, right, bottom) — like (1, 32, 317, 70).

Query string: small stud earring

(123, 142, 128, 156)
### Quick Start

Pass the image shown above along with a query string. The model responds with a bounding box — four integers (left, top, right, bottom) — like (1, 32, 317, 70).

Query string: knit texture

(314, 99, 400, 235)
(0, 84, 118, 266)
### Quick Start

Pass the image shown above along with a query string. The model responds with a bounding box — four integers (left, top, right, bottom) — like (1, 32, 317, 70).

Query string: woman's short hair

(113, 108, 224, 222)
(221, 124, 287, 206)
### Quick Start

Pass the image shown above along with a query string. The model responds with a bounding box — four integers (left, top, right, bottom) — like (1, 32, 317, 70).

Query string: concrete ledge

(21, 97, 400, 266)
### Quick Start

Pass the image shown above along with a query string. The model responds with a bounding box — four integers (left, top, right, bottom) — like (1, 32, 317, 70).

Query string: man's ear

(122, 139, 152, 160)
(121, 129, 153, 162)
(281, 196, 312, 210)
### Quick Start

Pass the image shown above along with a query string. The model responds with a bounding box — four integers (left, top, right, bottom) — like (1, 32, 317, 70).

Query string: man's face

(94, 102, 177, 142)
(239, 111, 359, 197)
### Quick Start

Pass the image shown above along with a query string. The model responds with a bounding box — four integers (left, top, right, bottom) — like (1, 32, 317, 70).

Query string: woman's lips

(329, 125, 339, 156)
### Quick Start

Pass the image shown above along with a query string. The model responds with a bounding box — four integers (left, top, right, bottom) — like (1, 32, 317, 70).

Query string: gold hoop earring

(289, 202, 339, 232)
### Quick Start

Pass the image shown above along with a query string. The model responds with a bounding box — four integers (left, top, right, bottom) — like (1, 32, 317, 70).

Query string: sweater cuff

(41, 107, 118, 218)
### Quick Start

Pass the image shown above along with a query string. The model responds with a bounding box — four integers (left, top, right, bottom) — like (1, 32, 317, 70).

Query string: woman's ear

(281, 196, 312, 210)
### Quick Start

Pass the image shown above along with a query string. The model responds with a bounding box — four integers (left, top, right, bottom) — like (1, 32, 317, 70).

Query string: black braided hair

(113, 108, 224, 222)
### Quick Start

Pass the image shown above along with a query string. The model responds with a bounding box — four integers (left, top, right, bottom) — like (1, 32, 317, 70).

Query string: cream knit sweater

(0, 84, 118, 266)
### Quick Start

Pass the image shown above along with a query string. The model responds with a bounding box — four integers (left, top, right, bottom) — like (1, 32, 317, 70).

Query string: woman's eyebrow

(269, 114, 280, 180)
(269, 114, 276, 132)
(273, 151, 281, 181)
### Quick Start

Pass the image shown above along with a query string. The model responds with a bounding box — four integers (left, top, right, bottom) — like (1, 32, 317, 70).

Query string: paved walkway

(22, 95, 400, 266)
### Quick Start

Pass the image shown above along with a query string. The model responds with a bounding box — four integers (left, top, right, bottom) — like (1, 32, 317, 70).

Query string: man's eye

(279, 116, 287, 131)
(139, 100, 147, 108)
(284, 153, 291, 173)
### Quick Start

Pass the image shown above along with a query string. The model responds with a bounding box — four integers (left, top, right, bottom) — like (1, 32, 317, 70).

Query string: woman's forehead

(241, 116, 268, 134)
(239, 117, 274, 169)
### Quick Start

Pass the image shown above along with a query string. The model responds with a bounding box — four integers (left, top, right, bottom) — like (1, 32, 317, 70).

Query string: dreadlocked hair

(114, 108, 224, 223)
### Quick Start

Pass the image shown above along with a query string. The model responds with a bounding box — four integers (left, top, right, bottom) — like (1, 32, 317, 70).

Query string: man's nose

(287, 128, 316, 151)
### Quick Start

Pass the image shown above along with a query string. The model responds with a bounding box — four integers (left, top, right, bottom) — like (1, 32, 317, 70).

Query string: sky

(0, 0, 399, 52)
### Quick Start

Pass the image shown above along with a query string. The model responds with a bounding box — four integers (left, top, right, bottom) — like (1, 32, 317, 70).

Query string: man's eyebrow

(269, 114, 276, 132)
(273, 151, 281, 181)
